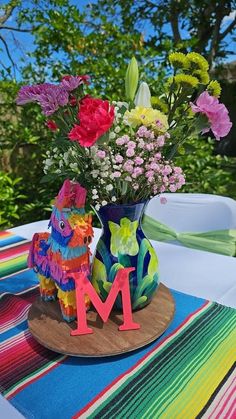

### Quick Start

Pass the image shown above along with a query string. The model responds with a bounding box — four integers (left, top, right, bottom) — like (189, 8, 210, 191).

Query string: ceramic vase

(91, 201, 159, 310)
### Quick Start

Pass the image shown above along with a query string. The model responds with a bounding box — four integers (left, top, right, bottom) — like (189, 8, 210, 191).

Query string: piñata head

(49, 179, 93, 249)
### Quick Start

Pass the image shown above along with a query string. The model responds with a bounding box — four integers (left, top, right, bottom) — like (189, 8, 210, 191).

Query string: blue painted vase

(91, 201, 159, 310)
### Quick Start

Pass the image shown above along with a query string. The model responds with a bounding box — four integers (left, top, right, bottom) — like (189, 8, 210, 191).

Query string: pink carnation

(127, 141, 136, 148)
(162, 165, 172, 176)
(126, 148, 135, 157)
(113, 171, 121, 178)
(169, 184, 178, 192)
(155, 152, 161, 160)
(174, 166, 182, 174)
(61, 75, 90, 91)
(132, 167, 143, 178)
(134, 157, 144, 165)
(191, 91, 232, 141)
(97, 150, 106, 158)
(156, 135, 165, 147)
(116, 135, 129, 145)
(123, 161, 133, 173)
(115, 154, 123, 163)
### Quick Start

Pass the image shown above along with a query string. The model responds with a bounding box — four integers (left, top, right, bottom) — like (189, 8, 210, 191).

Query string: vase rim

(92, 199, 149, 211)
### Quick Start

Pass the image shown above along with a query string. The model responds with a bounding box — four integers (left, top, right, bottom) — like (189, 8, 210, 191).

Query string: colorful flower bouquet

(16, 52, 232, 210)
(17, 52, 232, 311)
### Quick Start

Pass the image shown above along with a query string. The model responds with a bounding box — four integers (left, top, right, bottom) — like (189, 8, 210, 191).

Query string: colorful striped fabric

(0, 231, 236, 419)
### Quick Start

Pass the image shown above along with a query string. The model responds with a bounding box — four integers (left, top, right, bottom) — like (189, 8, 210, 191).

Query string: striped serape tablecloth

(0, 230, 235, 419)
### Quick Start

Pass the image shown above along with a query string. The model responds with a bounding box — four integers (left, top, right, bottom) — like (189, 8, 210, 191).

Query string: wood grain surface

(28, 283, 175, 357)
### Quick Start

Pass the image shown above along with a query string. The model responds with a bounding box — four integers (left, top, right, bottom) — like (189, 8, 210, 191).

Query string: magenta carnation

(191, 91, 232, 140)
(16, 84, 52, 105)
(16, 83, 69, 116)
(61, 75, 90, 91)
(38, 85, 69, 116)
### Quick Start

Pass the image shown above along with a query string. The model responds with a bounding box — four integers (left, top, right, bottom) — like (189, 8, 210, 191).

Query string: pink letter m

(71, 267, 140, 336)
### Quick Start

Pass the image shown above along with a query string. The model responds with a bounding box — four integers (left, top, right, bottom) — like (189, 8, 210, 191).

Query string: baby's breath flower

(174, 74, 199, 88)
(106, 184, 113, 191)
(69, 163, 78, 170)
(45, 158, 53, 166)
(207, 80, 222, 98)
(193, 70, 210, 85)
(109, 132, 116, 140)
(101, 171, 109, 178)
(186, 52, 209, 71)
(169, 52, 188, 69)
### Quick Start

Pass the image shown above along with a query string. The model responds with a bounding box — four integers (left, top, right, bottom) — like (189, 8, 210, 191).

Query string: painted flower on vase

(108, 217, 139, 257)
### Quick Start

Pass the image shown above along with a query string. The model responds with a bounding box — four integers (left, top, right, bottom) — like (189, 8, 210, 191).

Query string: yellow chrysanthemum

(165, 76, 174, 88)
(151, 96, 168, 113)
(193, 70, 210, 84)
(186, 52, 209, 71)
(125, 106, 169, 132)
(207, 80, 222, 98)
(169, 52, 189, 69)
(174, 74, 199, 88)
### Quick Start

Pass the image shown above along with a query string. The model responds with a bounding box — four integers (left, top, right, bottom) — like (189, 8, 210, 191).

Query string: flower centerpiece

(17, 52, 232, 310)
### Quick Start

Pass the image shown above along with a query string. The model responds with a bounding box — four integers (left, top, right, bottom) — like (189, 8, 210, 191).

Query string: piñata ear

(54, 179, 87, 210)
(73, 183, 87, 208)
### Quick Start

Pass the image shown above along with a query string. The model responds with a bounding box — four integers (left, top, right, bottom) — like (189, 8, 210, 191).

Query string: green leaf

(109, 262, 124, 282)
(132, 296, 147, 310)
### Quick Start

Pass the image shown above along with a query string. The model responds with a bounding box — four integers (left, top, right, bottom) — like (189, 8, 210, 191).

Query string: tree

(1, 0, 236, 82)
(0, 0, 34, 78)
(93, 0, 236, 68)
(0, 0, 236, 228)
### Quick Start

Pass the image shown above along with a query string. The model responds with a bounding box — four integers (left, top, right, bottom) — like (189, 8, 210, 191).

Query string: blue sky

(0, 1, 235, 80)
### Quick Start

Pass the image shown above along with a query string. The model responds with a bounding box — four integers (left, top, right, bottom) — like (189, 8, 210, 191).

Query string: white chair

(145, 193, 236, 233)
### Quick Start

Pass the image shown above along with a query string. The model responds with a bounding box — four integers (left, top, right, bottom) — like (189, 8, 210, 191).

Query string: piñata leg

(57, 287, 90, 322)
(38, 274, 57, 301)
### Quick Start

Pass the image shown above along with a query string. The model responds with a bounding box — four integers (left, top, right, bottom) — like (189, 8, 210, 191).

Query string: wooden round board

(28, 283, 175, 357)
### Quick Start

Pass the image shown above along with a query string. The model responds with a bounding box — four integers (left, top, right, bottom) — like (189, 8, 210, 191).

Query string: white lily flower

(134, 82, 152, 108)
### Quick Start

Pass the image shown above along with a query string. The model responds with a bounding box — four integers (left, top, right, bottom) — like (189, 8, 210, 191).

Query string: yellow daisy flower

(169, 52, 189, 69)
(207, 80, 222, 98)
(151, 96, 168, 113)
(193, 70, 210, 84)
(125, 106, 169, 132)
(174, 74, 199, 88)
(186, 52, 209, 71)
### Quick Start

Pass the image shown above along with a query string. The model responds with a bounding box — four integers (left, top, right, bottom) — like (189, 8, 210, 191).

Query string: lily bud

(125, 57, 139, 101)
(134, 82, 152, 108)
